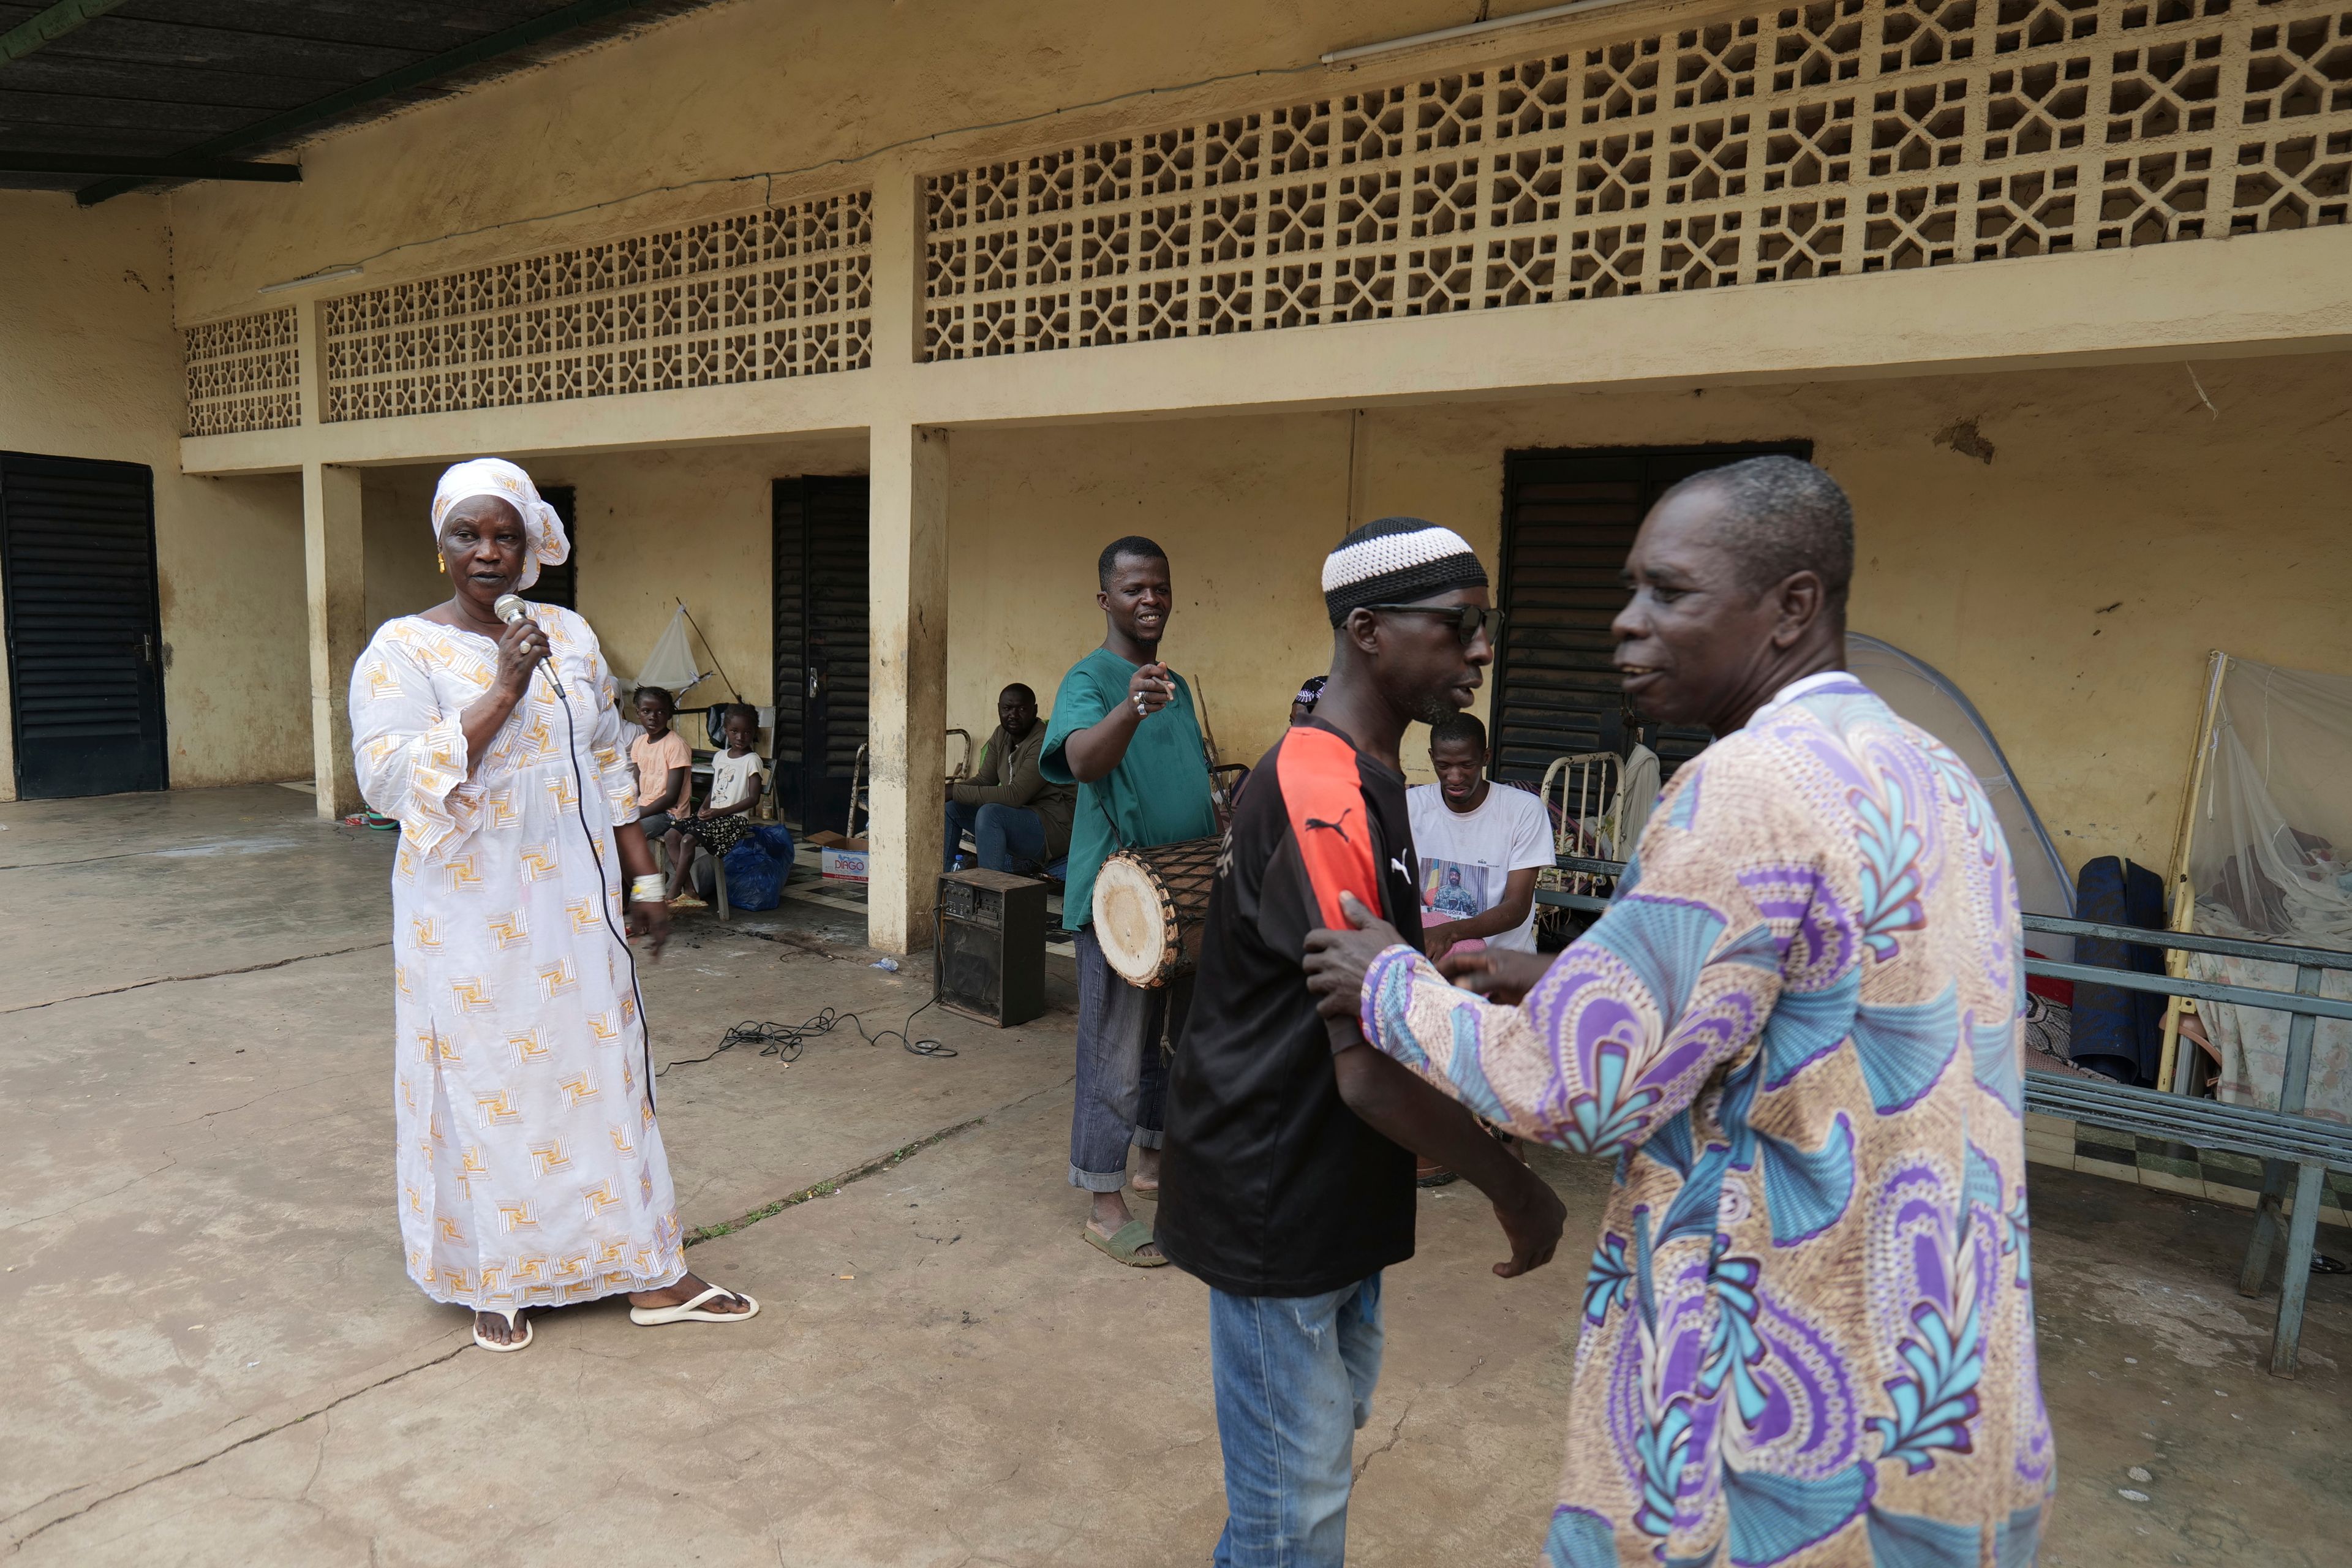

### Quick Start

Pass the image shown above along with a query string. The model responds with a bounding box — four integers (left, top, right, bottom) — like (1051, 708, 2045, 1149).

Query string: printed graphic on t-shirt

(1420, 858, 1488, 922)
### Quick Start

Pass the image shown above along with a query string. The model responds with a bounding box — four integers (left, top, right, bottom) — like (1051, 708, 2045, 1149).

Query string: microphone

(493, 593, 565, 699)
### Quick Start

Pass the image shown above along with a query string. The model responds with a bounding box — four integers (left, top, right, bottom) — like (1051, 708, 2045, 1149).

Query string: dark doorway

(526, 484, 577, 610)
(1, 451, 168, 799)
(772, 476, 869, 834)
(1491, 442, 1812, 786)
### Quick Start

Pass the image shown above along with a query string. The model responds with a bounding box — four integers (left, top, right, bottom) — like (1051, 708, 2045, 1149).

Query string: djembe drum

(1091, 836, 1222, 988)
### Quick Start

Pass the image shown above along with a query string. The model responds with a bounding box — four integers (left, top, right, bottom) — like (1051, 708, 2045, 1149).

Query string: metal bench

(1537, 863, 2352, 1376)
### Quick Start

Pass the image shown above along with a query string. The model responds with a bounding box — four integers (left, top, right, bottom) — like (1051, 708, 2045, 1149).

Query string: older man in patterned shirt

(1306, 458, 2054, 1567)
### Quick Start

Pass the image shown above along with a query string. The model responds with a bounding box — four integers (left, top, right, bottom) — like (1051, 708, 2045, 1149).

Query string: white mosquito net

(1847, 633, 2077, 962)
(2179, 656, 2352, 1121)
(635, 604, 709, 697)
(2187, 656, 2352, 949)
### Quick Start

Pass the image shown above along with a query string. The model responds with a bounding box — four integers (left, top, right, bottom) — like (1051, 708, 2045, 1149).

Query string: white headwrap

(431, 457, 570, 590)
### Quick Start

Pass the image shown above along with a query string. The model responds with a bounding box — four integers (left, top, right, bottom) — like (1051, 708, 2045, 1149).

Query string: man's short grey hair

(1660, 456, 1855, 605)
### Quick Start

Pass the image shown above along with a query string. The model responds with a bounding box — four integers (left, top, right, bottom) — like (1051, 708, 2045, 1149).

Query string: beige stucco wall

(0, 190, 307, 799)
(161, 0, 1482, 320)
(360, 467, 446, 637)
(948, 412, 1354, 782)
(943, 352, 2352, 880)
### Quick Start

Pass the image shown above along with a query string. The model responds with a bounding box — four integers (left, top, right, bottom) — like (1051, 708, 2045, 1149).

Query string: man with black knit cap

(1159, 517, 1567, 1568)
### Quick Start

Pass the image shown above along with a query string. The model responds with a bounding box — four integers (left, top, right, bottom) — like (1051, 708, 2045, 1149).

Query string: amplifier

(934, 869, 1049, 1028)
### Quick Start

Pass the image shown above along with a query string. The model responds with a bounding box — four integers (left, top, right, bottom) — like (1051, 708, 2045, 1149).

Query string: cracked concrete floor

(4, 785, 2349, 1566)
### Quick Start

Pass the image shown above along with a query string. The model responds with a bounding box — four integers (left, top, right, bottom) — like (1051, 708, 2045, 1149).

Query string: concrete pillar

(865, 421, 949, 954)
(303, 461, 367, 820)
(867, 158, 922, 371)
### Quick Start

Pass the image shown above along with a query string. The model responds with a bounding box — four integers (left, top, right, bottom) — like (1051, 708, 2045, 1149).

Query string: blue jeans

(944, 799, 1049, 874)
(1210, 1274, 1386, 1568)
(1068, 924, 1181, 1190)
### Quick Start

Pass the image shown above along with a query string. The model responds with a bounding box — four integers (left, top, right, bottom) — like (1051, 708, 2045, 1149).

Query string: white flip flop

(472, 1306, 533, 1353)
(629, 1284, 760, 1326)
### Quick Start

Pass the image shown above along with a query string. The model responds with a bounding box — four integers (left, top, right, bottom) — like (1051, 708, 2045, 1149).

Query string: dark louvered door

(1, 453, 168, 799)
(772, 476, 869, 833)
(526, 486, 577, 609)
(1491, 443, 1809, 786)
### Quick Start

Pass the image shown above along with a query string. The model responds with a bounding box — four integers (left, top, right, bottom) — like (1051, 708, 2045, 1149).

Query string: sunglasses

(1361, 603, 1507, 644)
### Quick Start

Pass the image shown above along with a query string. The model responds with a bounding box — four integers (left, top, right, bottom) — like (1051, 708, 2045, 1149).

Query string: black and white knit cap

(1322, 516, 1488, 626)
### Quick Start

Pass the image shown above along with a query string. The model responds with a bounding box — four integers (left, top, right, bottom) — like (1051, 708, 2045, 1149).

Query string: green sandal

(1084, 1218, 1169, 1268)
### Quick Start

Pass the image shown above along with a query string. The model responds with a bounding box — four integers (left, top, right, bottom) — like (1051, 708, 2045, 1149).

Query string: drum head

(1093, 853, 1171, 987)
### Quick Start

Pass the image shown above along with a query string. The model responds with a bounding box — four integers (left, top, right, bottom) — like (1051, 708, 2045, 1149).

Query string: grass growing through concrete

(682, 1113, 990, 1246)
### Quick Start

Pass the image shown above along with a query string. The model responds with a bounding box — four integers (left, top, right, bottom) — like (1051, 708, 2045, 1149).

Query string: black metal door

(772, 476, 869, 833)
(1491, 442, 1810, 785)
(1, 452, 168, 799)
(526, 485, 577, 609)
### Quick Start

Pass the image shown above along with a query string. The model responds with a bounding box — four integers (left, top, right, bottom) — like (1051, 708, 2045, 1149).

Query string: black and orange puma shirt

(1158, 719, 1425, 1298)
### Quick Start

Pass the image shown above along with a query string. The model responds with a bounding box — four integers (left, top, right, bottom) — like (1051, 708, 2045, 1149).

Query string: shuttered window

(1491, 443, 1811, 786)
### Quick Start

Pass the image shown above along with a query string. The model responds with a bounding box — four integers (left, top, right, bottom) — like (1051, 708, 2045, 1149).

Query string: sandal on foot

(669, 891, 710, 910)
(473, 1307, 532, 1353)
(630, 1284, 760, 1325)
(1085, 1218, 1169, 1268)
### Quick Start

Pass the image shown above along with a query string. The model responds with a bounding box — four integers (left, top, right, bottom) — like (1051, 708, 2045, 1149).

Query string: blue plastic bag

(721, 829, 791, 912)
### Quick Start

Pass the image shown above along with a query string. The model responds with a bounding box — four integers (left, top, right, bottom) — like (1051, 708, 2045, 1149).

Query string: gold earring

(437, 553, 447, 574)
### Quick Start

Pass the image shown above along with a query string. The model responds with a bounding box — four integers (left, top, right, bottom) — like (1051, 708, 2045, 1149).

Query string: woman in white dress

(350, 458, 755, 1352)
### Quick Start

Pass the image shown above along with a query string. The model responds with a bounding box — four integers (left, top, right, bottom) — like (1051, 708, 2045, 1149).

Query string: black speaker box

(934, 869, 1048, 1028)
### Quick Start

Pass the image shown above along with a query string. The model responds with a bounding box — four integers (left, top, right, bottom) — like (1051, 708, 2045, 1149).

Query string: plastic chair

(651, 831, 732, 922)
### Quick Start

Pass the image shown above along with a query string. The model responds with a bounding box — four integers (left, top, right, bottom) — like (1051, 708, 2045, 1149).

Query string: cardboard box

(821, 846, 870, 883)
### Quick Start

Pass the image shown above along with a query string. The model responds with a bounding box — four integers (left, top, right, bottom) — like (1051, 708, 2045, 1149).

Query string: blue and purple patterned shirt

(1361, 672, 2054, 1566)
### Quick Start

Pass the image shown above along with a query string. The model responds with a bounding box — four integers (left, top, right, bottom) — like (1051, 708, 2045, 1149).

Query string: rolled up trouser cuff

(1131, 1127, 1164, 1151)
(1069, 1164, 1131, 1194)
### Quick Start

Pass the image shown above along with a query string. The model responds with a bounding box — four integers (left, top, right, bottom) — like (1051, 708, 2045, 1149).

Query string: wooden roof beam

(0, 151, 301, 181)
(0, 0, 129, 66)
(73, 0, 656, 206)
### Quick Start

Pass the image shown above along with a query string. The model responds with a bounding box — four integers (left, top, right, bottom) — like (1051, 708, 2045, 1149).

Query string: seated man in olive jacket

(946, 683, 1077, 875)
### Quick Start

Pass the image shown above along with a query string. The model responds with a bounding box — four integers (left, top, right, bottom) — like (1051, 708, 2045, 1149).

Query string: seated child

(628, 685, 690, 840)
(664, 703, 764, 909)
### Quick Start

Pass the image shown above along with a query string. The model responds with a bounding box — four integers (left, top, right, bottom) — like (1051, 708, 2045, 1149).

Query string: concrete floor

(2, 785, 2345, 1566)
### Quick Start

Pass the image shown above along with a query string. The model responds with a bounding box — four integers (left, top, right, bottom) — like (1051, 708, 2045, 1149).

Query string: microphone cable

(519, 605, 662, 1115)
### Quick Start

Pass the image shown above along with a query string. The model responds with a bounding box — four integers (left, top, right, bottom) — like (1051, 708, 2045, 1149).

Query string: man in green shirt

(1040, 535, 1218, 1267)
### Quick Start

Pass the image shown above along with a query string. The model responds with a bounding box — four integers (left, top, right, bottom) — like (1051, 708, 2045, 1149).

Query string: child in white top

(663, 704, 764, 908)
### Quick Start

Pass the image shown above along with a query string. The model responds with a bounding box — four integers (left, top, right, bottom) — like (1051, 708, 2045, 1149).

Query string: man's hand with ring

(1126, 662, 1175, 720)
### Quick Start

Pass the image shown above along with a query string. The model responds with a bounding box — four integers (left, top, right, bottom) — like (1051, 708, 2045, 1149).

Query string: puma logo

(1303, 808, 1357, 843)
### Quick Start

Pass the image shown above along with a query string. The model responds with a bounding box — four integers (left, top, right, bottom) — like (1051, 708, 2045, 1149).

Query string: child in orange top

(629, 685, 690, 842)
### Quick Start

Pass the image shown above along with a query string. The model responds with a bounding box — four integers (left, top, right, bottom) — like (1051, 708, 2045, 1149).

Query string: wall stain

(1933, 418, 1996, 465)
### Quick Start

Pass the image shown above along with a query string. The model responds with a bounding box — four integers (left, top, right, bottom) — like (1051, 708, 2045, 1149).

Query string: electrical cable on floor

(656, 995, 956, 1078)
(526, 614, 955, 1091)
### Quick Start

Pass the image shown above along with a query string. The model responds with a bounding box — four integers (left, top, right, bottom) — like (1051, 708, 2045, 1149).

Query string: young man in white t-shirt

(1406, 712, 1554, 963)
